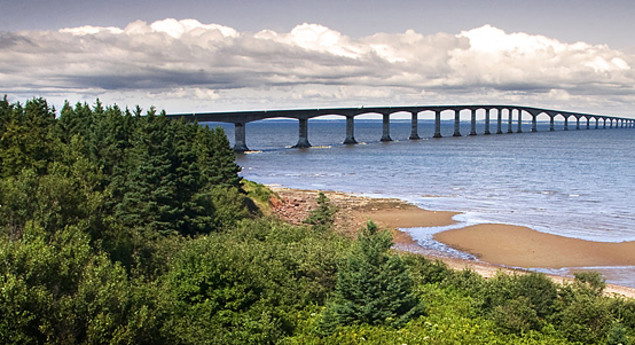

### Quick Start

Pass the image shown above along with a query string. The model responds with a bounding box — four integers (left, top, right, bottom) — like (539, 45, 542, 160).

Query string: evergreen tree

(304, 192, 338, 231)
(195, 126, 242, 190)
(319, 221, 425, 333)
(0, 98, 60, 177)
(116, 111, 179, 235)
(0, 95, 12, 137)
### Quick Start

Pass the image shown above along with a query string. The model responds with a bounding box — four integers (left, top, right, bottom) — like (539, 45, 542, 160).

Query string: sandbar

(434, 224, 635, 269)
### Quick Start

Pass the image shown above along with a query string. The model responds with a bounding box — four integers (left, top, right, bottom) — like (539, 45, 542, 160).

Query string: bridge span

(168, 105, 634, 152)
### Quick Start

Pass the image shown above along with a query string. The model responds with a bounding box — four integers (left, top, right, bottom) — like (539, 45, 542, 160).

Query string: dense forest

(1, 96, 635, 344)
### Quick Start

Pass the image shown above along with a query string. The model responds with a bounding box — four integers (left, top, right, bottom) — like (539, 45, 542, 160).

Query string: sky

(1, 0, 635, 117)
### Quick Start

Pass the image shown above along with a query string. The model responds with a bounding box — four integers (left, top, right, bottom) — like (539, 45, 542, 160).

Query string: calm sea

(207, 118, 635, 286)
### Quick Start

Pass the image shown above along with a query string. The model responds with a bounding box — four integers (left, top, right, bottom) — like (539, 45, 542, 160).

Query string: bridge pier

(507, 109, 513, 133)
(576, 117, 581, 130)
(381, 113, 392, 141)
(234, 122, 249, 153)
(409, 111, 420, 140)
(595, 118, 599, 129)
(496, 109, 503, 134)
(532, 115, 538, 132)
(344, 116, 356, 144)
(434, 110, 442, 138)
(294, 118, 311, 148)
(517, 109, 523, 133)
(564, 116, 569, 131)
(548, 116, 553, 131)
(469, 109, 477, 135)
(586, 117, 590, 130)
(484, 109, 491, 135)
(454, 110, 462, 136)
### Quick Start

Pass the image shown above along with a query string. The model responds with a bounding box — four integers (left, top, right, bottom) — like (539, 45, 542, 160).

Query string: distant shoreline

(269, 186, 635, 298)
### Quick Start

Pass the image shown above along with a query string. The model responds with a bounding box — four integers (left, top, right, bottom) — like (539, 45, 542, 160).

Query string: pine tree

(195, 126, 242, 189)
(319, 221, 425, 333)
(304, 192, 338, 231)
(115, 111, 179, 235)
(0, 98, 60, 177)
(0, 95, 12, 137)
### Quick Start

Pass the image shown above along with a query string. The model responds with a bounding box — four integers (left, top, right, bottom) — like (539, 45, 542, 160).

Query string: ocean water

(208, 118, 635, 286)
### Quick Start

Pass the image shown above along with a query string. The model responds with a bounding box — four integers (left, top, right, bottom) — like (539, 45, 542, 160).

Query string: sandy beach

(269, 186, 635, 297)
(434, 224, 635, 268)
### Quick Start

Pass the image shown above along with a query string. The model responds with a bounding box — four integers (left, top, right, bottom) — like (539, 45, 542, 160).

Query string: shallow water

(209, 118, 635, 286)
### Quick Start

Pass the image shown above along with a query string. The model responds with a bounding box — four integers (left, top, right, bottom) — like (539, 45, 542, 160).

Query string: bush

(492, 296, 540, 333)
(161, 218, 347, 344)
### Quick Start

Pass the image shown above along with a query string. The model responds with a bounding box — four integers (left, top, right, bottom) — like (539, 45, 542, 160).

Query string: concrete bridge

(169, 105, 634, 152)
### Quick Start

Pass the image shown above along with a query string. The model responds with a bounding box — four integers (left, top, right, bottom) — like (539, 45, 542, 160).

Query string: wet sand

(434, 224, 635, 269)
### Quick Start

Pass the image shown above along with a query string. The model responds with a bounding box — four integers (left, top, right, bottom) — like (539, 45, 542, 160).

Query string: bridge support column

(549, 116, 554, 131)
(433, 110, 442, 138)
(409, 111, 420, 140)
(507, 109, 513, 133)
(576, 117, 581, 130)
(484, 109, 491, 135)
(233, 122, 249, 153)
(453, 109, 462, 136)
(586, 118, 591, 130)
(517, 109, 523, 133)
(469, 109, 477, 135)
(564, 117, 569, 131)
(496, 109, 503, 134)
(603, 118, 606, 128)
(595, 118, 599, 129)
(343, 116, 356, 144)
(294, 118, 311, 148)
(531, 115, 537, 132)
(381, 113, 392, 141)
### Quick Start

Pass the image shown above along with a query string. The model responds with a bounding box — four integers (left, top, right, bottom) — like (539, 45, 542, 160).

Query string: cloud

(1, 19, 634, 114)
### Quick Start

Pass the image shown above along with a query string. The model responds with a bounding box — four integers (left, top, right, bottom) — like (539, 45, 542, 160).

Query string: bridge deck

(167, 105, 634, 152)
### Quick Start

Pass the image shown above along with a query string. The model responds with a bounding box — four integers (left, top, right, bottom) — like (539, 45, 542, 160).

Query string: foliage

(606, 321, 631, 345)
(285, 284, 573, 344)
(160, 218, 348, 344)
(318, 221, 425, 333)
(0, 224, 161, 344)
(303, 192, 338, 232)
(574, 271, 607, 296)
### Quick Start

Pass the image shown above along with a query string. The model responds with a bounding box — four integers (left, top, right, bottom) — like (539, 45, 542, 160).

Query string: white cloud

(1, 19, 634, 115)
